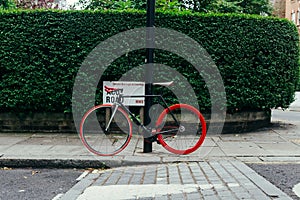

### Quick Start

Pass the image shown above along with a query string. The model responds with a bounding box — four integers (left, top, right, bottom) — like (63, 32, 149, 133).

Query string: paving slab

(0, 136, 30, 145)
(61, 160, 292, 200)
(217, 141, 268, 157)
(258, 142, 300, 156)
(1, 126, 299, 168)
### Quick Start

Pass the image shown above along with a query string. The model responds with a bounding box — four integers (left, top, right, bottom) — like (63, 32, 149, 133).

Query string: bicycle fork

(105, 104, 119, 132)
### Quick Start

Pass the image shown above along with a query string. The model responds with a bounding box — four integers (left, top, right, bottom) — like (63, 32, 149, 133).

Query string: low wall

(0, 110, 271, 134)
(218, 110, 271, 134)
(0, 113, 75, 133)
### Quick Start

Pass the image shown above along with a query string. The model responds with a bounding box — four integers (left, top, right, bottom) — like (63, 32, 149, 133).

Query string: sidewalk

(289, 92, 300, 111)
(0, 109, 299, 199)
(1, 110, 300, 167)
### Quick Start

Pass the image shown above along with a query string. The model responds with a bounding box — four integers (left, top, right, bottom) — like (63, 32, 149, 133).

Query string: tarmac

(1, 93, 300, 200)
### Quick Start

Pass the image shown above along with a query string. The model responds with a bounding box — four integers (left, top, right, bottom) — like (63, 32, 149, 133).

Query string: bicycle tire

(80, 104, 132, 156)
(156, 104, 206, 155)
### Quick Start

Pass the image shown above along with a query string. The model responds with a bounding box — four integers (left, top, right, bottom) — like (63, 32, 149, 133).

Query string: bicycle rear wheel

(156, 104, 206, 155)
(80, 104, 132, 156)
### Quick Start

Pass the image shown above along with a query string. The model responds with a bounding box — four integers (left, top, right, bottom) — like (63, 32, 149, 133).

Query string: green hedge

(0, 10, 299, 113)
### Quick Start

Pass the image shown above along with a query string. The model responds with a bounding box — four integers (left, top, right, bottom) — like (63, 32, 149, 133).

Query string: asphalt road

(247, 163, 300, 200)
(0, 167, 83, 200)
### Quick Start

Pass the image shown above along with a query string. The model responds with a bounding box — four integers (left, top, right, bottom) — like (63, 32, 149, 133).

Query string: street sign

(103, 81, 145, 106)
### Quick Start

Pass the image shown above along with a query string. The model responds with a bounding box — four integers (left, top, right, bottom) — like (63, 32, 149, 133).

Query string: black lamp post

(144, 0, 155, 153)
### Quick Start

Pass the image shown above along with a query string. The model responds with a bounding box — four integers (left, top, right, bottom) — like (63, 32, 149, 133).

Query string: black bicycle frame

(108, 94, 180, 137)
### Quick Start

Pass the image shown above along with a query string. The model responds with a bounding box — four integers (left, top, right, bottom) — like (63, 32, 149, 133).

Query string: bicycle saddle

(152, 81, 174, 87)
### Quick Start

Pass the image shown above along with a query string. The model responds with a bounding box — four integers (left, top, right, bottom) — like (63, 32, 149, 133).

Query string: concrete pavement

(289, 92, 300, 111)
(63, 161, 293, 200)
(0, 109, 300, 199)
(1, 110, 300, 167)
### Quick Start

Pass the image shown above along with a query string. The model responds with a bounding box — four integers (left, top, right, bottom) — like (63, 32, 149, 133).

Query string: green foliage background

(0, 10, 299, 113)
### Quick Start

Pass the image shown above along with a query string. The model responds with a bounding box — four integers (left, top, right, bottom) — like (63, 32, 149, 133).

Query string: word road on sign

(103, 81, 145, 106)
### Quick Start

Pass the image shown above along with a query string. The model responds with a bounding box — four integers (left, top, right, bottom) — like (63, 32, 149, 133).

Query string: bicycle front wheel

(156, 104, 206, 155)
(80, 104, 132, 156)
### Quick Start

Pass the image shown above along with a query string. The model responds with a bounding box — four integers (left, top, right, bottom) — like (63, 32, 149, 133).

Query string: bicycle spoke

(80, 105, 132, 156)
(156, 104, 206, 155)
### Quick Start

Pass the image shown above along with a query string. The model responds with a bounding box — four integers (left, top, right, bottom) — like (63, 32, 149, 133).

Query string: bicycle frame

(105, 94, 181, 138)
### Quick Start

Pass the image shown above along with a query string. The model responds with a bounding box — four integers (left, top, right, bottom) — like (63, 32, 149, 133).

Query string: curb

(0, 158, 108, 169)
(0, 157, 165, 169)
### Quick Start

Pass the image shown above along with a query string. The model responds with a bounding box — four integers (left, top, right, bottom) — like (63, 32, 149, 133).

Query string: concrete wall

(0, 110, 271, 134)
(0, 113, 75, 133)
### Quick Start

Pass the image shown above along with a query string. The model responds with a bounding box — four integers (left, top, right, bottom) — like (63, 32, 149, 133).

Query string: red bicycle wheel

(156, 104, 206, 155)
(80, 104, 132, 156)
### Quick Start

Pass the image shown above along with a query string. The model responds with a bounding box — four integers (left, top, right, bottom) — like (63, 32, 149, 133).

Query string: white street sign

(103, 81, 145, 106)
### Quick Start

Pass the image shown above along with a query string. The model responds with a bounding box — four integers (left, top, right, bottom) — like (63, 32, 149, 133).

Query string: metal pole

(144, 0, 155, 153)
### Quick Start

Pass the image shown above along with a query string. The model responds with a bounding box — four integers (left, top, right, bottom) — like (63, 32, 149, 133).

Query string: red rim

(79, 104, 132, 156)
(156, 104, 206, 155)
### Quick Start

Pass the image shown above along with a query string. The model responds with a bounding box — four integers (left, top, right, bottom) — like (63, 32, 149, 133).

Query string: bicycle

(79, 81, 207, 156)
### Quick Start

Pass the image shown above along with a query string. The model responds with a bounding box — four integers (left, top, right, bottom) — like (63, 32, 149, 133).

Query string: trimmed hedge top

(0, 10, 299, 113)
